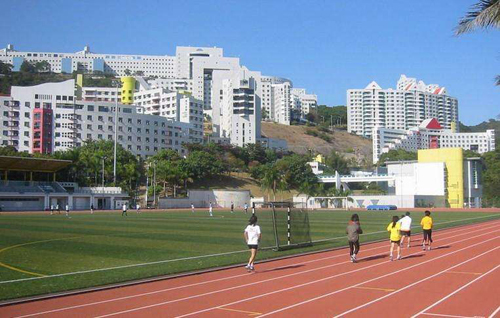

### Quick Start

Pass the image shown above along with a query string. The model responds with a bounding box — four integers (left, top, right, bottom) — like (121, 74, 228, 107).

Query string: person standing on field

(244, 203, 248, 214)
(421, 210, 434, 250)
(230, 202, 234, 213)
(65, 204, 70, 217)
(122, 203, 128, 216)
(399, 212, 412, 248)
(244, 215, 261, 271)
(56, 203, 61, 214)
(90, 204, 94, 214)
(50, 204, 54, 215)
(346, 214, 363, 263)
(136, 203, 140, 214)
(209, 202, 213, 217)
(191, 203, 195, 213)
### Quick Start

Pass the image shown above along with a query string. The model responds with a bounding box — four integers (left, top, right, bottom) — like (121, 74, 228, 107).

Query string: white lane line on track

(259, 241, 500, 318)
(3, 214, 499, 285)
(489, 305, 500, 318)
(14, 221, 496, 318)
(94, 229, 500, 317)
(420, 313, 484, 318)
(332, 249, 500, 317)
(412, 264, 500, 318)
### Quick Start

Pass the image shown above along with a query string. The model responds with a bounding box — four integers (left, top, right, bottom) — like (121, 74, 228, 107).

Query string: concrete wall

(158, 189, 251, 209)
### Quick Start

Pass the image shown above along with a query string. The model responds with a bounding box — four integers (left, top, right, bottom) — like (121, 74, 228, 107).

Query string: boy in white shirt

(244, 215, 261, 271)
(399, 212, 412, 248)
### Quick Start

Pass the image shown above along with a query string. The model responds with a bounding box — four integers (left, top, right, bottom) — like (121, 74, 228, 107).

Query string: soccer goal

(261, 202, 313, 251)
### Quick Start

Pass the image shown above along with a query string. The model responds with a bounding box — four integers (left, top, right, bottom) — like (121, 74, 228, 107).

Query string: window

(88, 105, 94, 111)
(25, 102, 30, 107)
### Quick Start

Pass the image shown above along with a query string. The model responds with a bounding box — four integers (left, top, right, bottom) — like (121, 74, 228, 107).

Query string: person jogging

(90, 204, 94, 214)
(191, 203, 195, 213)
(122, 203, 128, 216)
(209, 202, 213, 217)
(244, 203, 248, 214)
(387, 215, 402, 261)
(136, 203, 140, 213)
(421, 210, 434, 250)
(244, 214, 261, 271)
(230, 202, 234, 213)
(346, 213, 363, 263)
(65, 204, 70, 217)
(399, 212, 412, 248)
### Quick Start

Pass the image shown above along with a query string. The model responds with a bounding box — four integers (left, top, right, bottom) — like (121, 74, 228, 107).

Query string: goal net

(261, 202, 312, 251)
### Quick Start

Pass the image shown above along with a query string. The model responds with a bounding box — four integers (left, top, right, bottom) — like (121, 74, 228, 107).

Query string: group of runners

(243, 210, 434, 272)
(193, 202, 250, 216)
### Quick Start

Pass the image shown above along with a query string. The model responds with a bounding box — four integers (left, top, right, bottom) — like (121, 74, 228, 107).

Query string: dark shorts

(391, 240, 401, 244)
(423, 229, 433, 242)
(248, 245, 258, 250)
(401, 230, 411, 237)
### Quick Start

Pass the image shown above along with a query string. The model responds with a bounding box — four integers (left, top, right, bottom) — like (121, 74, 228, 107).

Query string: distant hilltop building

(373, 118, 496, 164)
(0, 44, 316, 125)
(347, 75, 458, 138)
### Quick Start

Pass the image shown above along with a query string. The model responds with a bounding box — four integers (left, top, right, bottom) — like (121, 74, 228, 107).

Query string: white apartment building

(260, 76, 292, 121)
(220, 67, 262, 147)
(291, 88, 317, 119)
(271, 82, 292, 125)
(372, 118, 496, 163)
(0, 80, 196, 157)
(0, 44, 176, 77)
(348, 75, 459, 138)
(134, 88, 204, 144)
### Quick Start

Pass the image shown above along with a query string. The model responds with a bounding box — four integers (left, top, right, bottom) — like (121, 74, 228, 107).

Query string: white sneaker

(350, 255, 354, 263)
(390, 255, 393, 261)
(397, 255, 402, 260)
(422, 245, 426, 251)
(428, 246, 431, 251)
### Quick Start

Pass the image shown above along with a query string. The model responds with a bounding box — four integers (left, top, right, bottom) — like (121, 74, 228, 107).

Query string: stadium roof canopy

(0, 156, 72, 173)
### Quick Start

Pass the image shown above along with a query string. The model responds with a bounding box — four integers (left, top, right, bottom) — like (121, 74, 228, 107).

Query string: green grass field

(0, 209, 499, 301)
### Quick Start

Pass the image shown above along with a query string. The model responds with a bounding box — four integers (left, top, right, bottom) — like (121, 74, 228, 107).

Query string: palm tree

(260, 164, 287, 201)
(456, 1, 500, 85)
(455, 0, 500, 35)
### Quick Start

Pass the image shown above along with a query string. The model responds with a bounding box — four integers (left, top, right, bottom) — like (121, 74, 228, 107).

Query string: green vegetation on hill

(460, 119, 500, 144)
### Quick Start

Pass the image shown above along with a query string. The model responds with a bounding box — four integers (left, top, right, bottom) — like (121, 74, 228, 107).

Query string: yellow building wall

(120, 77, 135, 105)
(418, 148, 464, 208)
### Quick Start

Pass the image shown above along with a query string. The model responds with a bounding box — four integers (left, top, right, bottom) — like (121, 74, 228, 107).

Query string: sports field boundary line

(0, 216, 499, 307)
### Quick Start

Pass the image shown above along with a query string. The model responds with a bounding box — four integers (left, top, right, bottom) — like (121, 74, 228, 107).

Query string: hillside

(460, 119, 500, 144)
(261, 122, 372, 164)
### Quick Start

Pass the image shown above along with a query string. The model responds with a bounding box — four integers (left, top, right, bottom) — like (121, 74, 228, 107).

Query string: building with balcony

(347, 75, 459, 138)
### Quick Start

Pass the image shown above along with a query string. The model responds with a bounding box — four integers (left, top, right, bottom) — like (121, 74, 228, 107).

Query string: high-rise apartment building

(291, 88, 317, 119)
(348, 75, 458, 138)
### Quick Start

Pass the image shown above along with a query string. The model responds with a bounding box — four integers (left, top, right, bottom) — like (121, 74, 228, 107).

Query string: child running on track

(387, 215, 402, 261)
(244, 214, 261, 271)
(399, 212, 412, 248)
(421, 210, 433, 250)
(346, 213, 363, 263)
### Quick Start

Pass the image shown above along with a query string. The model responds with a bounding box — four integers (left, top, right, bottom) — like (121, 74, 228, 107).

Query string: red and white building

(372, 118, 496, 164)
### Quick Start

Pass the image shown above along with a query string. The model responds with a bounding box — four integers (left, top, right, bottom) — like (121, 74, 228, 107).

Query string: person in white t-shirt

(399, 212, 412, 248)
(244, 215, 261, 271)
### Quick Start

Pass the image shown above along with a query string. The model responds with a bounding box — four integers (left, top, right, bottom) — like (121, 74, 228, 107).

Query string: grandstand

(0, 156, 128, 211)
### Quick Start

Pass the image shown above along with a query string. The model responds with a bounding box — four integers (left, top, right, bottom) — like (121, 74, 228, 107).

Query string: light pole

(145, 163, 149, 208)
(101, 156, 106, 209)
(113, 80, 121, 185)
(153, 161, 157, 208)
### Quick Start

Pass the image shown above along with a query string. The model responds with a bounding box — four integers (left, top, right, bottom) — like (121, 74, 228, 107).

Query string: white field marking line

(489, 305, 500, 318)
(421, 314, 484, 318)
(260, 240, 500, 318)
(412, 265, 500, 318)
(333, 247, 500, 317)
(94, 229, 500, 318)
(13, 222, 496, 318)
(5, 215, 496, 286)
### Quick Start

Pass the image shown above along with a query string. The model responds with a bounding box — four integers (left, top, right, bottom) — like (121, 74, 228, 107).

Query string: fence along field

(0, 209, 499, 301)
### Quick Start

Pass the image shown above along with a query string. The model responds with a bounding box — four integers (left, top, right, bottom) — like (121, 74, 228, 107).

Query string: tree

(456, 0, 500, 85)
(378, 149, 418, 165)
(20, 61, 36, 73)
(0, 61, 13, 75)
(124, 69, 131, 76)
(259, 164, 287, 201)
(482, 148, 500, 206)
(34, 61, 51, 73)
(325, 151, 350, 174)
(133, 70, 145, 76)
(455, 0, 500, 35)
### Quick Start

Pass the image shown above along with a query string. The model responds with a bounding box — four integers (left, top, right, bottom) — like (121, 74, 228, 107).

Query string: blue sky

(1, 0, 499, 125)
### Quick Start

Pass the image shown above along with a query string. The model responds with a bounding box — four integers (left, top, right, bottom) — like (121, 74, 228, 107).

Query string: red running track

(1, 220, 500, 318)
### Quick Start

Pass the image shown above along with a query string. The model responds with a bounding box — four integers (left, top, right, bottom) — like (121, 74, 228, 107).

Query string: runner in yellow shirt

(387, 215, 402, 261)
(421, 210, 434, 251)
